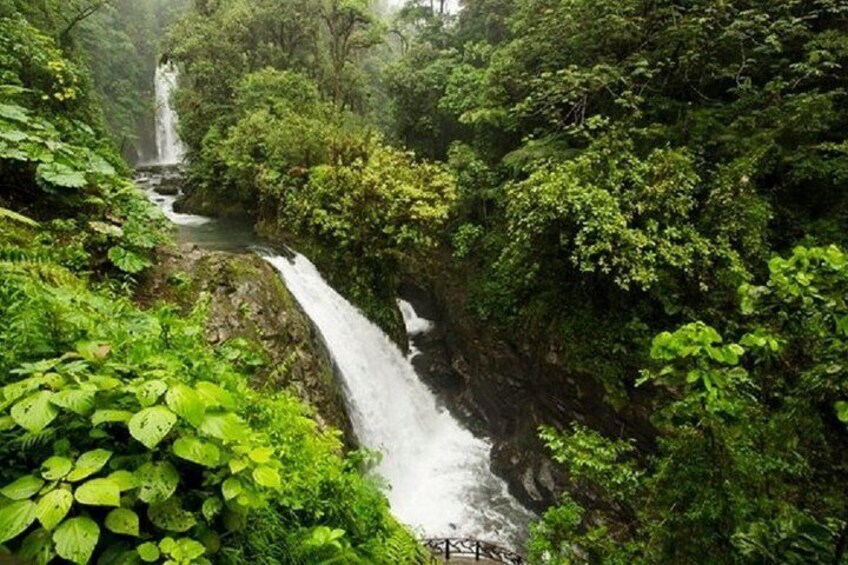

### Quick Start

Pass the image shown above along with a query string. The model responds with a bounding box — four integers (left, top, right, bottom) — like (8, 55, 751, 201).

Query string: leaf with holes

(129, 406, 177, 450)
(11, 391, 59, 433)
(18, 527, 52, 564)
(148, 498, 196, 533)
(105, 508, 139, 537)
(35, 489, 73, 530)
(74, 478, 120, 507)
(0, 500, 37, 543)
(137, 462, 179, 504)
(41, 456, 73, 481)
(53, 517, 99, 565)
(135, 380, 167, 407)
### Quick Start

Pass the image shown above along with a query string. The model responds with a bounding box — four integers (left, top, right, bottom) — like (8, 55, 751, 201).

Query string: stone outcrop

(136, 244, 354, 445)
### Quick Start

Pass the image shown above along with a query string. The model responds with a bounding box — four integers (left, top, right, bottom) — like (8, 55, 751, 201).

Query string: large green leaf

(170, 537, 206, 561)
(221, 477, 242, 501)
(195, 382, 236, 410)
(53, 517, 99, 565)
(165, 384, 205, 427)
(74, 478, 120, 507)
(11, 391, 59, 433)
(135, 380, 167, 408)
(40, 456, 73, 481)
(836, 400, 848, 423)
(148, 498, 196, 533)
(172, 436, 220, 468)
(35, 489, 73, 531)
(105, 508, 139, 537)
(65, 449, 112, 483)
(37, 162, 87, 189)
(0, 206, 39, 227)
(199, 412, 249, 443)
(108, 247, 150, 275)
(252, 466, 281, 489)
(107, 470, 140, 492)
(51, 390, 96, 416)
(129, 406, 177, 450)
(91, 410, 133, 426)
(18, 527, 52, 565)
(0, 103, 29, 122)
(137, 462, 179, 504)
(0, 500, 37, 543)
(137, 542, 160, 562)
(1, 475, 45, 500)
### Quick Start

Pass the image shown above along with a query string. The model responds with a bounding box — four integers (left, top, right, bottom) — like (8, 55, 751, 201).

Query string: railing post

(475, 541, 481, 561)
(445, 539, 450, 560)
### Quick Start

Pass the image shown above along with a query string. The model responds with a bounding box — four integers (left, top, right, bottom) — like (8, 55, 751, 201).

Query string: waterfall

(262, 252, 534, 549)
(154, 62, 186, 165)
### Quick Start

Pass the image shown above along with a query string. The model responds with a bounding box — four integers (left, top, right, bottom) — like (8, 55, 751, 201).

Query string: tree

(321, 0, 383, 109)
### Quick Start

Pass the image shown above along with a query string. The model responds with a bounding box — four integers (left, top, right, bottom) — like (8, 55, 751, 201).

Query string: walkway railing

(423, 538, 525, 564)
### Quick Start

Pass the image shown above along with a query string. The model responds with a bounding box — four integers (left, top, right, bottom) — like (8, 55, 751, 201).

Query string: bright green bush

(0, 241, 427, 564)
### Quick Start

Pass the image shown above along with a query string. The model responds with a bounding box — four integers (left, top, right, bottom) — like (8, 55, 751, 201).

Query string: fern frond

(0, 206, 39, 227)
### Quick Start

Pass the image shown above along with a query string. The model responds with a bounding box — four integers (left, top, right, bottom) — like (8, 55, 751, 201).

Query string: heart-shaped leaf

(0, 500, 37, 543)
(40, 456, 73, 481)
(173, 436, 220, 468)
(53, 517, 99, 565)
(129, 406, 177, 450)
(35, 489, 73, 531)
(105, 508, 139, 537)
(11, 391, 58, 433)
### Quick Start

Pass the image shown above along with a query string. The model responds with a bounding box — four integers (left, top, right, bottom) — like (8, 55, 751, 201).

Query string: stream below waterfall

(138, 64, 534, 549)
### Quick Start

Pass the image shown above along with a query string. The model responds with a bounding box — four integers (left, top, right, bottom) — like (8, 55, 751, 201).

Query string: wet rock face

(399, 279, 655, 515)
(135, 245, 354, 445)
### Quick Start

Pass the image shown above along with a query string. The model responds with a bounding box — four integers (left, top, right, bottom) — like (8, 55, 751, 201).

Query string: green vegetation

(0, 2, 426, 563)
(4, 0, 848, 562)
(531, 245, 848, 563)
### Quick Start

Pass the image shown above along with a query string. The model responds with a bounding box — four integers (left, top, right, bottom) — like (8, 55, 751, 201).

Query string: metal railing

(423, 538, 525, 564)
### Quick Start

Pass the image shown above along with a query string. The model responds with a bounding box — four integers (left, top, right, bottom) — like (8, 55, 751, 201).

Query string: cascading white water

(154, 62, 186, 165)
(263, 252, 534, 549)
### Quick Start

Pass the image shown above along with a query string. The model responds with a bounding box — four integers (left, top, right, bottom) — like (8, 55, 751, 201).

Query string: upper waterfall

(154, 62, 186, 165)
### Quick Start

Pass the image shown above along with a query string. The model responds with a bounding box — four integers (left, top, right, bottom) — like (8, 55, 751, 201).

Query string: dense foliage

(0, 232, 425, 564)
(0, 4, 427, 563)
(6, 0, 848, 562)
(531, 245, 848, 563)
